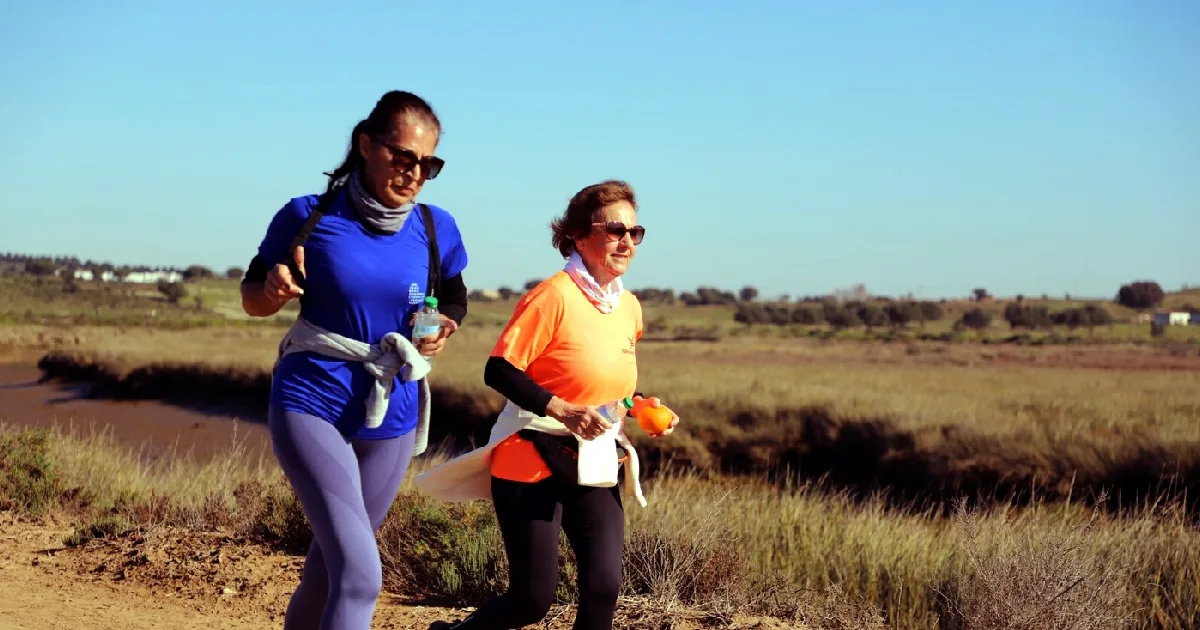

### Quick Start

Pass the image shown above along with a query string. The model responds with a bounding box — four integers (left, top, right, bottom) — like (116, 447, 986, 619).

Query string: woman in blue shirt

(240, 90, 469, 630)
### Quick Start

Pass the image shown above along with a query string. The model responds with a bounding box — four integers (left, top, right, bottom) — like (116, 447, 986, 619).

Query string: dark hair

(322, 90, 442, 194)
(550, 180, 637, 258)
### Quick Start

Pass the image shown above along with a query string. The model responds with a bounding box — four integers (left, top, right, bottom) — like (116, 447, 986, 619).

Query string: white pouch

(574, 401, 623, 487)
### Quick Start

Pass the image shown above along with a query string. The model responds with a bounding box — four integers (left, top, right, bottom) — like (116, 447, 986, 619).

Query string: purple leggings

(268, 407, 416, 630)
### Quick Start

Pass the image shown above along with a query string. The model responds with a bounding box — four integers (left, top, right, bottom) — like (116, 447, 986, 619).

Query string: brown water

(0, 363, 270, 460)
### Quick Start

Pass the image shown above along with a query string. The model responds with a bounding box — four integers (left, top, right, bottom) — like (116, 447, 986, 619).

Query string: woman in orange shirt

(426, 180, 678, 630)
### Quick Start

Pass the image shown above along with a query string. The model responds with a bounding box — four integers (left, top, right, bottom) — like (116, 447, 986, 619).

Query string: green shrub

(64, 513, 132, 547)
(378, 493, 512, 602)
(0, 430, 61, 514)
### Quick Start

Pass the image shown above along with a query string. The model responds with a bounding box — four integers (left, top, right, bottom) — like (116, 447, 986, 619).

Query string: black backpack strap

(419, 203, 441, 299)
(284, 190, 339, 291)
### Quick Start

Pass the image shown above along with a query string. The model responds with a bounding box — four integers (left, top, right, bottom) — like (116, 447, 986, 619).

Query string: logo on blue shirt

(408, 283, 424, 305)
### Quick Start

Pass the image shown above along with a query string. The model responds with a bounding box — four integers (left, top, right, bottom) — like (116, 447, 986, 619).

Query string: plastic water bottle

(600, 400, 627, 429)
(412, 296, 442, 366)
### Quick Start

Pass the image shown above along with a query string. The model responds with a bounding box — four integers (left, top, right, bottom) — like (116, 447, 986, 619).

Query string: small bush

(237, 480, 311, 554)
(733, 303, 768, 325)
(1004, 303, 1051, 329)
(885, 302, 919, 328)
(623, 515, 749, 608)
(792, 306, 822, 325)
(377, 493, 509, 603)
(940, 500, 1134, 630)
(959, 308, 992, 332)
(64, 513, 133, 547)
(827, 307, 862, 330)
(918, 301, 945, 326)
(156, 279, 188, 304)
(0, 430, 61, 514)
(857, 304, 889, 329)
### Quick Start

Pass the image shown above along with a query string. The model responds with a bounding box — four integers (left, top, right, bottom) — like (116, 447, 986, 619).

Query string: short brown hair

(550, 180, 637, 258)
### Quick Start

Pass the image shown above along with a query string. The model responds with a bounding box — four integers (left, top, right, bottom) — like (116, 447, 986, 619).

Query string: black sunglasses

(370, 135, 445, 180)
(593, 221, 645, 244)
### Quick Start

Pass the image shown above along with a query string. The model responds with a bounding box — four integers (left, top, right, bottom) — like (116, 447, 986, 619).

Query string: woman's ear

(356, 132, 371, 161)
(571, 233, 587, 256)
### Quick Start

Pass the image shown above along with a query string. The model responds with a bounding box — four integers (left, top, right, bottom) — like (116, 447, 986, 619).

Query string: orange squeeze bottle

(622, 396, 674, 435)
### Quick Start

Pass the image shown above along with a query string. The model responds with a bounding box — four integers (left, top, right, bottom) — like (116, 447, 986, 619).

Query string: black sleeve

(242, 254, 268, 284)
(484, 356, 554, 416)
(483, 356, 648, 418)
(437, 272, 468, 325)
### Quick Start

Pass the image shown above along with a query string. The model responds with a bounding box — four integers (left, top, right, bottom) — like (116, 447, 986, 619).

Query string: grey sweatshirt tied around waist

(275, 316, 433, 456)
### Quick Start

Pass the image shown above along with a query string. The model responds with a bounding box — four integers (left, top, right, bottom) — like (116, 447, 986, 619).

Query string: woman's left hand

(412, 315, 458, 357)
(643, 396, 680, 438)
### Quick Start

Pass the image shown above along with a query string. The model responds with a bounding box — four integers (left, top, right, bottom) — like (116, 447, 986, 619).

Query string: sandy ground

(0, 513, 469, 630)
(0, 514, 801, 630)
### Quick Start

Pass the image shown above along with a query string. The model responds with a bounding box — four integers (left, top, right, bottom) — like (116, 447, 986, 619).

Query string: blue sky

(1, 1, 1196, 299)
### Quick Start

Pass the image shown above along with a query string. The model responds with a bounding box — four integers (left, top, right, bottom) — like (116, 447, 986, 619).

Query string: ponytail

(321, 119, 368, 195)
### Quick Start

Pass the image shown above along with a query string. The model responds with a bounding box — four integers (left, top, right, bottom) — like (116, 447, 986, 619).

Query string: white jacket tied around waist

(414, 400, 648, 508)
(275, 316, 433, 456)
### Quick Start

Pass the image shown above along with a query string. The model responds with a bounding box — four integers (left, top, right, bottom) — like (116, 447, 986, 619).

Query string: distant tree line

(734, 300, 946, 330)
(631, 287, 676, 304)
(732, 299, 1118, 335)
(1002, 301, 1114, 332)
(3, 252, 1191, 322)
(633, 286, 750, 306)
(635, 284, 932, 308)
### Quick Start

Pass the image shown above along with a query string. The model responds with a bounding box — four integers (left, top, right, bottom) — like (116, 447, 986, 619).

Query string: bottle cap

(424, 296, 439, 308)
(621, 396, 634, 409)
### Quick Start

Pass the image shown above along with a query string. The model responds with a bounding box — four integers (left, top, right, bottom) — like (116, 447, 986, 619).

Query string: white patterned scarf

(564, 251, 622, 314)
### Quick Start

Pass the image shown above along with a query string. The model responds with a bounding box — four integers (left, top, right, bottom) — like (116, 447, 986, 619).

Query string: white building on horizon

(1151, 311, 1198, 326)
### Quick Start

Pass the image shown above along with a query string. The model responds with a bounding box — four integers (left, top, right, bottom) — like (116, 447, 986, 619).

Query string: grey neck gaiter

(346, 169, 414, 234)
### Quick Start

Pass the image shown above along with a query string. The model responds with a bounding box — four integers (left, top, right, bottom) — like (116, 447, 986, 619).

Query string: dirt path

(0, 515, 798, 630)
(0, 522, 264, 630)
(0, 514, 455, 630)
(0, 565, 268, 630)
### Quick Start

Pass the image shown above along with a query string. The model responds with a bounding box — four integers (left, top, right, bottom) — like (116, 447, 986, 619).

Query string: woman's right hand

(546, 396, 611, 441)
(264, 246, 305, 305)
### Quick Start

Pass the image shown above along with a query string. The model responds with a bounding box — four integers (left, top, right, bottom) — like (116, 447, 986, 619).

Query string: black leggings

(459, 476, 625, 630)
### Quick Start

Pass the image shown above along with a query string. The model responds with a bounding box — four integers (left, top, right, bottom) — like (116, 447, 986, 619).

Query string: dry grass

(939, 498, 1134, 630)
(630, 471, 1200, 629)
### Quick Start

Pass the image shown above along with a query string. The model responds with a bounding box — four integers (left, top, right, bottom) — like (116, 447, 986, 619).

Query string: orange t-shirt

(489, 271, 642, 482)
(491, 271, 642, 406)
